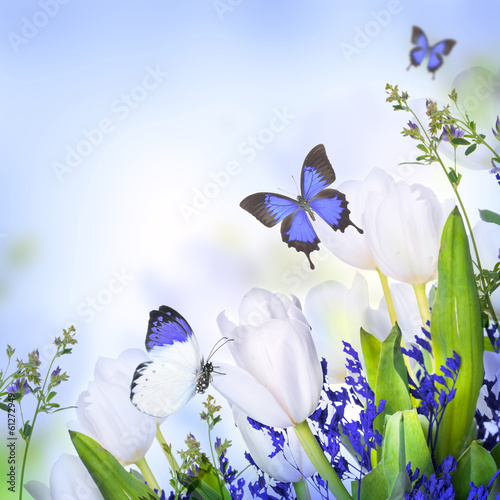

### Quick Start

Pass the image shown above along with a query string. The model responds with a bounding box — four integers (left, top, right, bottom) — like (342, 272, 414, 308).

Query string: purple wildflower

(492, 116, 500, 139)
(7, 378, 31, 397)
(407, 120, 420, 139)
(441, 124, 465, 143)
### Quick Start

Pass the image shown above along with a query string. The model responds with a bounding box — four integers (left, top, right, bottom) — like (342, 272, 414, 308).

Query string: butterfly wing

(427, 39, 456, 74)
(240, 192, 299, 227)
(408, 26, 429, 69)
(130, 306, 202, 418)
(309, 188, 361, 233)
(300, 144, 336, 200)
(281, 208, 320, 270)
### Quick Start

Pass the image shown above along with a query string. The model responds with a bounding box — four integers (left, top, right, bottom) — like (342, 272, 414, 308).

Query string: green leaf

(20, 422, 32, 441)
(417, 144, 429, 153)
(451, 137, 471, 146)
(373, 324, 412, 437)
(479, 209, 500, 226)
(179, 462, 232, 499)
(360, 328, 382, 392)
(70, 430, 160, 500)
(452, 442, 497, 500)
(382, 410, 434, 496)
(431, 207, 484, 463)
(447, 170, 462, 186)
(465, 144, 477, 156)
(0, 403, 9, 412)
(47, 391, 56, 402)
(353, 461, 389, 500)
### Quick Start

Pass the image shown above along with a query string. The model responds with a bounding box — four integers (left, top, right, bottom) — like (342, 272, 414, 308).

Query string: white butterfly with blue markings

(130, 306, 214, 418)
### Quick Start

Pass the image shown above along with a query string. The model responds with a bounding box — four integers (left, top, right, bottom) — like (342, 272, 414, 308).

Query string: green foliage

(452, 442, 497, 500)
(70, 430, 161, 500)
(355, 410, 433, 500)
(372, 324, 412, 438)
(0, 326, 77, 500)
(431, 208, 484, 463)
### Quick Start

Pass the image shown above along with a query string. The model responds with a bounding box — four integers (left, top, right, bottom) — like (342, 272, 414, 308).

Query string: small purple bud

(407, 120, 420, 139)
(50, 367, 62, 386)
(492, 116, 500, 139)
(442, 125, 465, 143)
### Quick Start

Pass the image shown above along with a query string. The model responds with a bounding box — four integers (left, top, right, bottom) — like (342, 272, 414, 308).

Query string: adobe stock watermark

(76, 268, 134, 323)
(340, 0, 403, 64)
(213, 0, 243, 21)
(7, 0, 71, 54)
(52, 65, 169, 182)
(178, 106, 295, 224)
(451, 66, 500, 114)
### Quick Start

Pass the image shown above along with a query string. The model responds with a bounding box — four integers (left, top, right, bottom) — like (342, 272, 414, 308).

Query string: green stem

(376, 268, 398, 327)
(433, 151, 499, 330)
(413, 283, 431, 327)
(412, 283, 434, 373)
(19, 352, 59, 500)
(135, 456, 161, 492)
(293, 420, 352, 500)
(156, 424, 179, 473)
(293, 479, 312, 500)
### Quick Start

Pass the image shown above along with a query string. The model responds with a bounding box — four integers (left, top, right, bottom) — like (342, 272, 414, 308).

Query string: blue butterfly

(240, 144, 362, 270)
(130, 306, 213, 418)
(407, 26, 456, 79)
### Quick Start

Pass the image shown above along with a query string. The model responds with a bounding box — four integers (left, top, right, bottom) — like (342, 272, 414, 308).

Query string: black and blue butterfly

(407, 26, 456, 79)
(130, 306, 214, 418)
(240, 144, 362, 270)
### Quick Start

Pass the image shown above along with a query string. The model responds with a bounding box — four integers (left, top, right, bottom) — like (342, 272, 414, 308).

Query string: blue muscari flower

(7, 378, 31, 396)
(402, 328, 461, 463)
(405, 457, 457, 499)
(340, 342, 385, 473)
(486, 323, 500, 353)
(442, 124, 465, 143)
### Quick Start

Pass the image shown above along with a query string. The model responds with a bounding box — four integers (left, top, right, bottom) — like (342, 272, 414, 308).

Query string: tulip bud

(212, 288, 323, 428)
(72, 349, 157, 465)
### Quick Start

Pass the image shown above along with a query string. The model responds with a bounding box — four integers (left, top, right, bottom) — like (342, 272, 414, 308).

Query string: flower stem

(412, 283, 434, 373)
(376, 268, 398, 327)
(293, 479, 312, 500)
(135, 456, 161, 492)
(413, 283, 431, 327)
(156, 424, 180, 473)
(293, 420, 352, 500)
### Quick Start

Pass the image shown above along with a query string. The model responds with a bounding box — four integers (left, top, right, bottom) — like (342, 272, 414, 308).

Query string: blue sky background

(1, 0, 499, 494)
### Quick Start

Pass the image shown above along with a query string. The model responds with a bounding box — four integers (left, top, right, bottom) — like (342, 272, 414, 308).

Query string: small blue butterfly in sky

(407, 26, 456, 79)
(240, 144, 362, 270)
(130, 306, 214, 418)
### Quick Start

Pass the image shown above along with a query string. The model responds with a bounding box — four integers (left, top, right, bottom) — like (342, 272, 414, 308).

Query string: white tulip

(363, 180, 450, 285)
(211, 288, 323, 428)
(73, 349, 157, 465)
(318, 168, 395, 270)
(25, 454, 104, 500)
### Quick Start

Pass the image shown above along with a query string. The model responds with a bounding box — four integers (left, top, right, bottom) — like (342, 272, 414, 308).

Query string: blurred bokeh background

(1, 0, 499, 494)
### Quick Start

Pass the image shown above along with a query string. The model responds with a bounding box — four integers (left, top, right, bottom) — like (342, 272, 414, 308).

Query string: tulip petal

(238, 288, 289, 325)
(24, 481, 52, 500)
(94, 349, 149, 385)
(211, 363, 294, 427)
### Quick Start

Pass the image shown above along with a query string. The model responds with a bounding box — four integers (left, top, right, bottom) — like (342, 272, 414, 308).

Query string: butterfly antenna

(207, 336, 233, 362)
